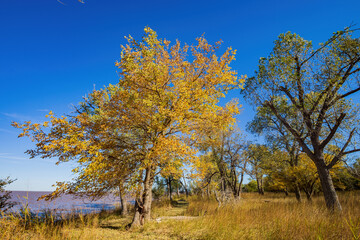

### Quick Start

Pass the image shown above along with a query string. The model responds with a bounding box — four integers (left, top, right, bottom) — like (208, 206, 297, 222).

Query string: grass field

(1, 192, 360, 239)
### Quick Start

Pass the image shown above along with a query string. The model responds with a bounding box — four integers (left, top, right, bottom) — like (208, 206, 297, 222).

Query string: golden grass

(170, 192, 360, 240)
(1, 192, 360, 239)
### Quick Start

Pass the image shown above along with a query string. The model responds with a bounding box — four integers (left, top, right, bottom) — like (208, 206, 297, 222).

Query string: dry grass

(1, 192, 360, 239)
(170, 192, 360, 239)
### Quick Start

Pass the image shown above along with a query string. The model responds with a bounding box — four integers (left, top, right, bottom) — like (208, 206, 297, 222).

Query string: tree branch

(334, 86, 360, 102)
(326, 128, 356, 169)
(264, 100, 315, 160)
(343, 148, 360, 155)
(279, 86, 301, 109)
(319, 113, 346, 149)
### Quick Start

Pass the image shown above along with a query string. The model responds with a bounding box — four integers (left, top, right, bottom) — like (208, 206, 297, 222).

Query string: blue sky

(1, 0, 359, 191)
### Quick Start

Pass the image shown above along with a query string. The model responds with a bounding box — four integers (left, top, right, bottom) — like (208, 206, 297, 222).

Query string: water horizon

(7, 190, 123, 215)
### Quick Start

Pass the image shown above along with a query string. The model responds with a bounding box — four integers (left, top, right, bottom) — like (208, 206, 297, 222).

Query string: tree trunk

(129, 167, 154, 228)
(119, 188, 128, 216)
(183, 184, 189, 198)
(167, 177, 172, 202)
(214, 190, 222, 208)
(315, 160, 342, 211)
(142, 167, 153, 222)
(294, 184, 302, 202)
(181, 177, 189, 198)
(129, 199, 142, 228)
(302, 181, 315, 202)
(206, 185, 210, 199)
(284, 188, 289, 196)
(257, 177, 264, 195)
(304, 189, 313, 201)
(236, 171, 244, 199)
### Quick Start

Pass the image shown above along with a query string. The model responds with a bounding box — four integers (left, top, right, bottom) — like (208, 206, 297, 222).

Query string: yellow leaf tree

(13, 27, 244, 228)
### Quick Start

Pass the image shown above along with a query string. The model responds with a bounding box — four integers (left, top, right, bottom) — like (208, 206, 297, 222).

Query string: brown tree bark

(315, 160, 342, 211)
(119, 187, 128, 216)
(167, 176, 173, 202)
(236, 169, 245, 199)
(180, 178, 189, 198)
(129, 199, 142, 228)
(302, 180, 316, 202)
(284, 188, 289, 196)
(257, 177, 264, 195)
(206, 185, 210, 199)
(129, 166, 154, 228)
(304, 189, 313, 202)
(294, 184, 302, 202)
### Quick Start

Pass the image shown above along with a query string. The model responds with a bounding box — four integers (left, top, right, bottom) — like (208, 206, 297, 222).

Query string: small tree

(0, 177, 17, 213)
(243, 180, 258, 192)
(245, 144, 270, 195)
(195, 127, 248, 205)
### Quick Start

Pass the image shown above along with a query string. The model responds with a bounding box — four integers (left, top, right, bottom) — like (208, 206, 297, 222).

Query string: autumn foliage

(13, 27, 244, 227)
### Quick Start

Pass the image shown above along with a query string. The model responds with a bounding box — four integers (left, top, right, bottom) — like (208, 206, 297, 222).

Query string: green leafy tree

(243, 180, 258, 192)
(245, 144, 271, 195)
(242, 28, 360, 211)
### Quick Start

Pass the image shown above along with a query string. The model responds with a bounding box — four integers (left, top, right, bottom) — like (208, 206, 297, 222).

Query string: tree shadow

(171, 199, 189, 207)
(100, 225, 124, 230)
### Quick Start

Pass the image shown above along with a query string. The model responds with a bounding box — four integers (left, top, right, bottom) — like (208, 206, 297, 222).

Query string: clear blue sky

(1, 0, 359, 191)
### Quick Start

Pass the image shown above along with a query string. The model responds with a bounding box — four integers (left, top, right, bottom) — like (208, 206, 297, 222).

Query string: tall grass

(169, 191, 360, 239)
(1, 192, 359, 239)
(0, 204, 103, 240)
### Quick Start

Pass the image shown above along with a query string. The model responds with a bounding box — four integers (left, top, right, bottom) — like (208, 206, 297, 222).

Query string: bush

(243, 180, 258, 192)
(0, 177, 17, 212)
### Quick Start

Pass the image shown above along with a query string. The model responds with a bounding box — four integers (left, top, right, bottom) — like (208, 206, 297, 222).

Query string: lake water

(8, 191, 122, 215)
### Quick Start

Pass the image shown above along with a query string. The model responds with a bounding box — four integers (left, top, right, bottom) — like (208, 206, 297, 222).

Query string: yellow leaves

(45, 111, 54, 118)
(12, 120, 41, 140)
(12, 27, 245, 198)
(190, 153, 215, 182)
(163, 39, 171, 47)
